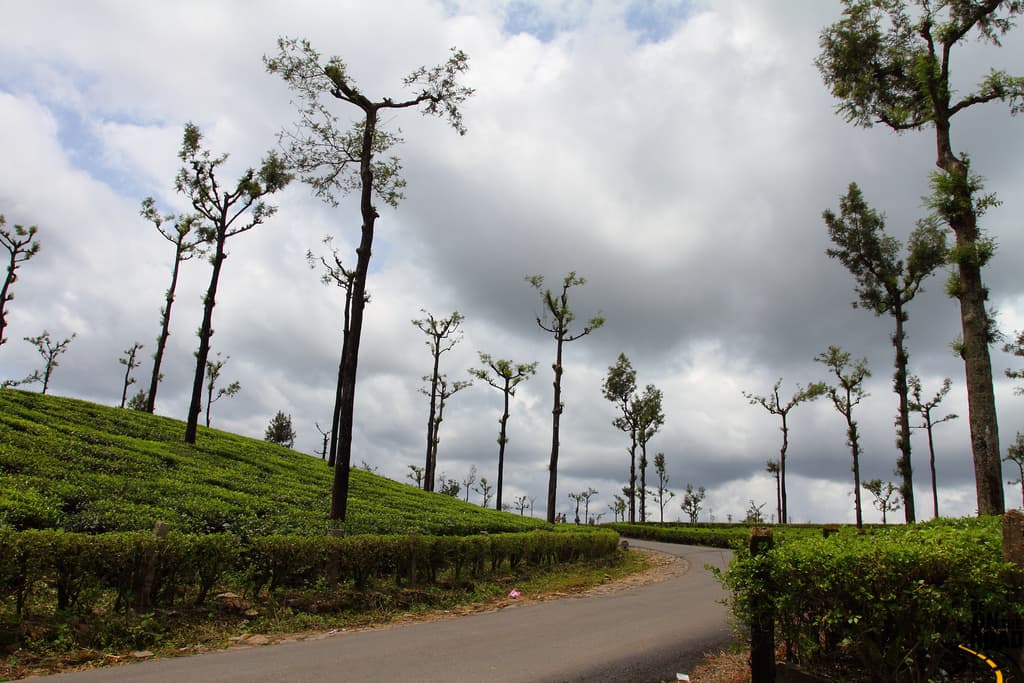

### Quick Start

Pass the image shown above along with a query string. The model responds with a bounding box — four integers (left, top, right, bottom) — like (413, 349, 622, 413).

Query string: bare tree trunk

(496, 381, 510, 510)
(546, 335, 564, 524)
(185, 235, 226, 444)
(147, 244, 184, 414)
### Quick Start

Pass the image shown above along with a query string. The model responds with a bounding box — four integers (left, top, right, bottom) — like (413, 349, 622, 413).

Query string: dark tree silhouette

(265, 411, 297, 448)
(528, 272, 604, 523)
(766, 460, 781, 524)
(470, 353, 537, 510)
(314, 421, 330, 460)
(176, 123, 291, 444)
(0, 215, 41, 349)
(1006, 432, 1024, 509)
(118, 342, 144, 409)
(817, 0, 1024, 515)
(602, 353, 639, 521)
(634, 384, 664, 524)
(422, 374, 470, 487)
(908, 376, 958, 518)
(1005, 330, 1024, 395)
(681, 484, 706, 524)
(743, 379, 824, 525)
(652, 452, 675, 523)
(823, 183, 946, 522)
(140, 199, 204, 413)
(413, 310, 465, 491)
(307, 236, 364, 467)
(24, 331, 75, 395)
(266, 37, 473, 522)
(863, 479, 902, 524)
(406, 464, 425, 489)
(815, 345, 870, 528)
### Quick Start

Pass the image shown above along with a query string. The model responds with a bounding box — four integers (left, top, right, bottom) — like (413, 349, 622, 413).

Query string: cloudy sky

(2, 1, 1023, 524)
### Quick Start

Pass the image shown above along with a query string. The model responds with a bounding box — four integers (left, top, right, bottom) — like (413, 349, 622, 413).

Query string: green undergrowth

(715, 516, 1024, 682)
(0, 388, 549, 536)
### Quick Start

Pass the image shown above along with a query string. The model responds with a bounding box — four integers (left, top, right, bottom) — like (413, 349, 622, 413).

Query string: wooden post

(749, 526, 776, 683)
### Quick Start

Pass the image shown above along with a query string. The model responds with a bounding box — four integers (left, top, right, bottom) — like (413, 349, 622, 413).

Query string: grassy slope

(0, 388, 549, 536)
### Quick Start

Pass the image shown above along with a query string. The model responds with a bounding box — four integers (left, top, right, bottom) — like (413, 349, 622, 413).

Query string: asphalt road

(44, 541, 734, 683)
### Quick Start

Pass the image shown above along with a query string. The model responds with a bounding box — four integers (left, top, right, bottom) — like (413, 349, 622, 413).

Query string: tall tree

(413, 310, 466, 491)
(815, 345, 870, 528)
(24, 331, 75, 395)
(609, 494, 627, 523)
(743, 379, 824, 524)
(406, 464, 425, 489)
(470, 353, 537, 510)
(602, 353, 639, 522)
(579, 487, 598, 524)
(0, 215, 40, 349)
(766, 459, 781, 524)
(265, 410, 297, 448)
(652, 452, 675, 523)
(529, 272, 605, 524)
(1006, 432, 1024, 509)
(204, 353, 240, 429)
(176, 123, 291, 444)
(634, 384, 665, 524)
(307, 236, 365, 467)
(140, 199, 204, 414)
(118, 342, 144, 409)
(822, 183, 946, 522)
(908, 375, 959, 518)
(817, 0, 1024, 515)
(266, 39, 473, 522)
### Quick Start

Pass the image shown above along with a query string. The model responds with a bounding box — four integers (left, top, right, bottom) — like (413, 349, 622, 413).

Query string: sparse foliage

(265, 411, 297, 448)
(437, 473, 461, 498)
(266, 37, 474, 522)
(743, 379, 824, 524)
(513, 495, 529, 516)
(681, 484, 706, 524)
(0, 215, 41, 348)
(413, 310, 465, 492)
(634, 384, 664, 524)
(862, 478, 902, 524)
(817, 0, 1024, 516)
(314, 421, 330, 460)
(470, 352, 537, 510)
(406, 464, 425, 489)
(823, 183, 946, 523)
(118, 342, 144, 409)
(609, 495, 627, 523)
(603, 353, 640, 522)
(815, 345, 870, 528)
(908, 375, 958, 518)
(204, 353, 240, 429)
(1005, 330, 1024, 395)
(126, 389, 148, 411)
(176, 123, 291, 444)
(474, 476, 494, 508)
(766, 459, 781, 524)
(528, 272, 604, 523)
(20, 331, 75, 395)
(141, 198, 205, 413)
(461, 464, 477, 503)
(652, 452, 675, 523)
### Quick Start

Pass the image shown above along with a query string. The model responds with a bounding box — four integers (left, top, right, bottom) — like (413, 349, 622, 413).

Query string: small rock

(246, 635, 271, 646)
(216, 592, 241, 600)
(130, 651, 154, 659)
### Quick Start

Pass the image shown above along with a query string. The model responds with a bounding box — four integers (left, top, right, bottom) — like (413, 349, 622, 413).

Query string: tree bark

(892, 306, 916, 523)
(184, 234, 226, 444)
(147, 242, 184, 414)
(496, 378, 510, 510)
(330, 107, 378, 521)
(423, 341, 441, 492)
(546, 335, 564, 524)
(779, 411, 789, 525)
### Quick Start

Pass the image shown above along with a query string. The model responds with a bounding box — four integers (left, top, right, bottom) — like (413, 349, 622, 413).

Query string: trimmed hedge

(0, 527, 619, 618)
(715, 517, 1024, 681)
(605, 522, 747, 548)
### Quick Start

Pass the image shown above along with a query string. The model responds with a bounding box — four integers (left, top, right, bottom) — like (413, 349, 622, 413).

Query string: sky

(2, 0, 1023, 525)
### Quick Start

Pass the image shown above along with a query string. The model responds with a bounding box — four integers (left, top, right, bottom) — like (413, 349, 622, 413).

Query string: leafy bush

(716, 517, 1023, 681)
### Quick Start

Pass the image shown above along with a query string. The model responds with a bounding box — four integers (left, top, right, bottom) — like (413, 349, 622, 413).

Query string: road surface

(44, 541, 734, 682)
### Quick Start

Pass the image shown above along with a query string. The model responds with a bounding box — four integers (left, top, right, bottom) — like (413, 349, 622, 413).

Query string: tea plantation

(0, 388, 550, 536)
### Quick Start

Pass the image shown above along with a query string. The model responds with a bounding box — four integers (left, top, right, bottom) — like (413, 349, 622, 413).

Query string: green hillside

(0, 389, 549, 536)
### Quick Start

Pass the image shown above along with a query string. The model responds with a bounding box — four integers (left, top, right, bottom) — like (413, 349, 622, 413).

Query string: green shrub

(716, 517, 1023, 681)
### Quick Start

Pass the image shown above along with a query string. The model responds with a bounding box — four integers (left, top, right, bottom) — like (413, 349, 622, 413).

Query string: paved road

(45, 541, 733, 683)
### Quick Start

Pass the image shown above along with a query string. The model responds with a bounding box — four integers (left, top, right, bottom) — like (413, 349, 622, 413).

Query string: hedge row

(716, 517, 1023, 681)
(0, 527, 619, 618)
(604, 522, 745, 548)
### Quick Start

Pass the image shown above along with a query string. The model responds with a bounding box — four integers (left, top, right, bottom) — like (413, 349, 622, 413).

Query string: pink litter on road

(508, 589, 521, 599)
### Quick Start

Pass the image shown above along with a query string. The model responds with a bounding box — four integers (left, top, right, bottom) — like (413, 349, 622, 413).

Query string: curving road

(45, 541, 733, 683)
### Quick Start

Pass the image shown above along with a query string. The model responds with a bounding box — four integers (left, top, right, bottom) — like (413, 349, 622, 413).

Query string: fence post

(750, 526, 776, 683)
